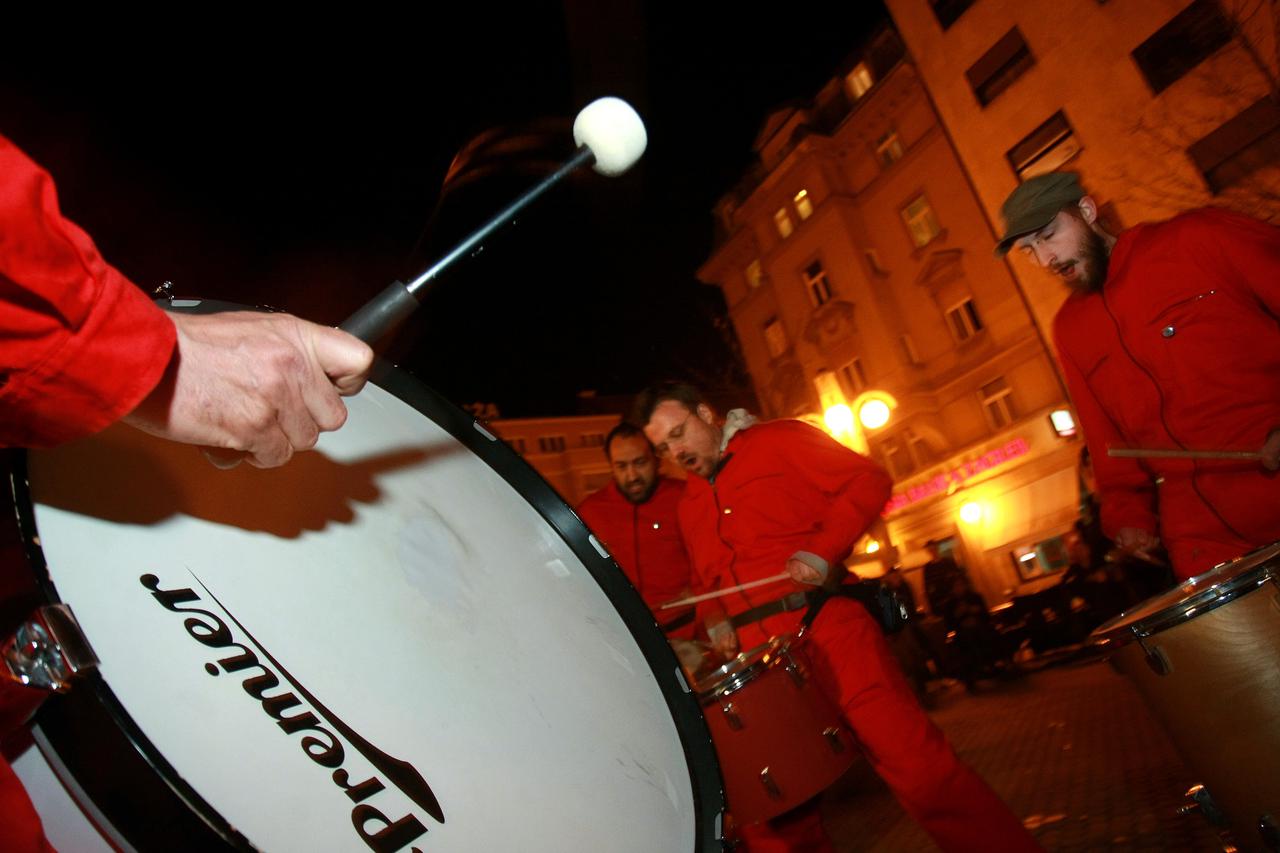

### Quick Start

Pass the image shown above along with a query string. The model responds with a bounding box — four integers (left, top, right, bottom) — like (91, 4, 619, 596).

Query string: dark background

(2, 4, 887, 416)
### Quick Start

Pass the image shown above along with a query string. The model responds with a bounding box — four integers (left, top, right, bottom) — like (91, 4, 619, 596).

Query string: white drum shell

(22, 380, 705, 852)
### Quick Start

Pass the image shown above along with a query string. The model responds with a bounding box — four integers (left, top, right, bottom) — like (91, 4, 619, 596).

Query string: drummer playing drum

(995, 172, 1280, 582)
(635, 381, 1041, 853)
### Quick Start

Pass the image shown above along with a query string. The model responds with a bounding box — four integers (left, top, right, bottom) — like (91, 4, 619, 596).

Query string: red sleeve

(773, 422, 893, 568)
(0, 133, 176, 448)
(1054, 325, 1159, 539)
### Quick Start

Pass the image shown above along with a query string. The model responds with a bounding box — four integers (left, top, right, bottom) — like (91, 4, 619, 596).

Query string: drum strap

(659, 610, 695, 633)
(801, 582, 910, 635)
(729, 591, 814, 629)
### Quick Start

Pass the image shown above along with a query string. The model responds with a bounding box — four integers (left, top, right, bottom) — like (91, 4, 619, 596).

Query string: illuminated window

(508, 437, 527, 454)
(864, 248, 888, 275)
(745, 259, 765, 289)
(1132, 0, 1232, 94)
(881, 440, 913, 479)
(901, 195, 942, 248)
(876, 130, 905, 167)
(579, 433, 605, 448)
(802, 260, 833, 307)
(774, 207, 794, 239)
(538, 435, 566, 453)
(967, 28, 1034, 107)
(794, 189, 814, 220)
(980, 377, 1014, 429)
(846, 62, 874, 99)
(1007, 111, 1081, 179)
(840, 357, 867, 395)
(906, 430, 935, 468)
(946, 298, 985, 342)
(1009, 535, 1069, 580)
(1188, 98, 1280, 194)
(764, 317, 789, 359)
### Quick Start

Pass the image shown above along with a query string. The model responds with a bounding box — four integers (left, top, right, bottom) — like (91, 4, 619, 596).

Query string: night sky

(2, 5, 887, 417)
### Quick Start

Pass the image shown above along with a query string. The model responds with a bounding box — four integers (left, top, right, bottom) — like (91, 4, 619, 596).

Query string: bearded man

(996, 172, 1280, 580)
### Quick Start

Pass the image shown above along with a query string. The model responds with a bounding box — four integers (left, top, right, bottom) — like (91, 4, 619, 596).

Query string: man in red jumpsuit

(996, 172, 1280, 580)
(635, 381, 1040, 852)
(576, 423, 695, 639)
(0, 132, 374, 850)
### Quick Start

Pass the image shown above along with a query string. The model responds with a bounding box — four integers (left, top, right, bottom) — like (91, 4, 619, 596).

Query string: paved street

(819, 657, 1224, 851)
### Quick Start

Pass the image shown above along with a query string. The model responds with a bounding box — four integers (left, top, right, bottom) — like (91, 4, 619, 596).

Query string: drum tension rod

(1, 604, 100, 693)
(1136, 635, 1173, 677)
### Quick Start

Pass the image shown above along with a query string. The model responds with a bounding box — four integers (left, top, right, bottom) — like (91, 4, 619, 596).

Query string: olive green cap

(994, 172, 1085, 256)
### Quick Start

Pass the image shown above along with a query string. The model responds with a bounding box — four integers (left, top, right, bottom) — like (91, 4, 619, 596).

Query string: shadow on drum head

(28, 423, 458, 538)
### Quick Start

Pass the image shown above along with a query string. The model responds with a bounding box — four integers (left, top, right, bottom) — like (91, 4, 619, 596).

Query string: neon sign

(883, 437, 1030, 515)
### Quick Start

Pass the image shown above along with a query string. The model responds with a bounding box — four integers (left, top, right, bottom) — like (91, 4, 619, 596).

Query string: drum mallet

(340, 97, 647, 346)
(1108, 447, 1264, 461)
(660, 572, 793, 609)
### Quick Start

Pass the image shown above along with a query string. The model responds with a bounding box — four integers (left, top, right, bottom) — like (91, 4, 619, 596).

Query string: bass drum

(2, 304, 723, 852)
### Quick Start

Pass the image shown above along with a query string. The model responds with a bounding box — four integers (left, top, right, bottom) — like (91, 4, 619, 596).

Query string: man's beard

(622, 478, 658, 504)
(1068, 228, 1111, 293)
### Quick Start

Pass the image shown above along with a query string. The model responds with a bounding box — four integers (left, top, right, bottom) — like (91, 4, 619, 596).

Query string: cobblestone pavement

(819, 658, 1225, 852)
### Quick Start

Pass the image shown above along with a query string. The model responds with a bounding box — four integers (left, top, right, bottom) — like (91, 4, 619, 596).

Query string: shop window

(802, 260, 833, 307)
(967, 28, 1035, 107)
(1131, 0, 1232, 94)
(929, 0, 974, 29)
(901, 195, 942, 248)
(980, 377, 1015, 429)
(1010, 535, 1069, 581)
(794, 189, 814, 220)
(877, 130, 905, 167)
(946, 298, 985, 342)
(846, 62, 874, 99)
(1007, 111, 1081, 179)
(764, 317, 789, 359)
(1188, 97, 1280, 194)
(774, 207, 794, 239)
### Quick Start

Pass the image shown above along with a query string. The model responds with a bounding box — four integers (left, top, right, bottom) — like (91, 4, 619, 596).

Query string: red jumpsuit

(576, 477, 696, 637)
(1054, 208, 1280, 579)
(1, 132, 177, 851)
(679, 419, 1040, 852)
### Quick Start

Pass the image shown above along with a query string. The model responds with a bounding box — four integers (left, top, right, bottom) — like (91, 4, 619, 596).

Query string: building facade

(885, 0, 1280, 340)
(487, 413, 621, 506)
(698, 30, 1083, 606)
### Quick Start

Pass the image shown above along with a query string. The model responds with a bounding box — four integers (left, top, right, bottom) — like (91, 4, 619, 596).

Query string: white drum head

(13, 356, 721, 851)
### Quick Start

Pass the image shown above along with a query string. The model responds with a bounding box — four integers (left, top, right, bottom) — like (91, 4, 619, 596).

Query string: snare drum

(1091, 542, 1280, 852)
(1, 305, 723, 852)
(694, 635, 856, 827)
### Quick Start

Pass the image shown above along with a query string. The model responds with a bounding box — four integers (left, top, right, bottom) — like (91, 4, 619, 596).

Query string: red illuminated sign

(883, 437, 1030, 515)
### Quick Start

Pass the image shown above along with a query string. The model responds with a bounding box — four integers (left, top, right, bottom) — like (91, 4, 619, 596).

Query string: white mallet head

(572, 97, 647, 177)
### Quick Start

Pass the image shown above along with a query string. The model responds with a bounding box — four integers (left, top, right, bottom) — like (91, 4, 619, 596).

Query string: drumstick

(1108, 447, 1264, 460)
(341, 97, 647, 346)
(660, 572, 791, 609)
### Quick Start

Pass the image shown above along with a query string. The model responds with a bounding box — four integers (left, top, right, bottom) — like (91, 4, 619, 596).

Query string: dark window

(1007, 111, 1082, 178)
(1188, 97, 1280, 193)
(1131, 0, 1232, 94)
(929, 0, 975, 29)
(967, 28, 1035, 107)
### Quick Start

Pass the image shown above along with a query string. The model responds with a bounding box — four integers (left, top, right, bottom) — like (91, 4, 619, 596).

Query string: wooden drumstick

(659, 572, 791, 609)
(1108, 447, 1264, 461)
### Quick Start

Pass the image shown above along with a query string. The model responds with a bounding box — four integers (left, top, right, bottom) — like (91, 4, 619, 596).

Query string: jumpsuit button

(652, 522, 660, 529)
(723, 507, 732, 515)
(1161, 325, 1175, 338)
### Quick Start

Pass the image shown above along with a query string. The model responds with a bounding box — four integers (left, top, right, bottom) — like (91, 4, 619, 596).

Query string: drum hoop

(695, 637, 793, 703)
(5, 300, 725, 851)
(1092, 548, 1280, 645)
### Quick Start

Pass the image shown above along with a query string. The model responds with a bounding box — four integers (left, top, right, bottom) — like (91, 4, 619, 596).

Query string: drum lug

(759, 767, 782, 801)
(784, 659, 806, 689)
(1, 604, 100, 693)
(822, 726, 846, 754)
(720, 702, 743, 731)
(1137, 636, 1173, 676)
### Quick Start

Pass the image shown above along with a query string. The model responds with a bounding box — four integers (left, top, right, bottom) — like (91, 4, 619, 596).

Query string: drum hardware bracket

(1136, 635, 1173, 676)
(2, 603, 100, 693)
(784, 659, 807, 689)
(720, 702, 743, 731)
